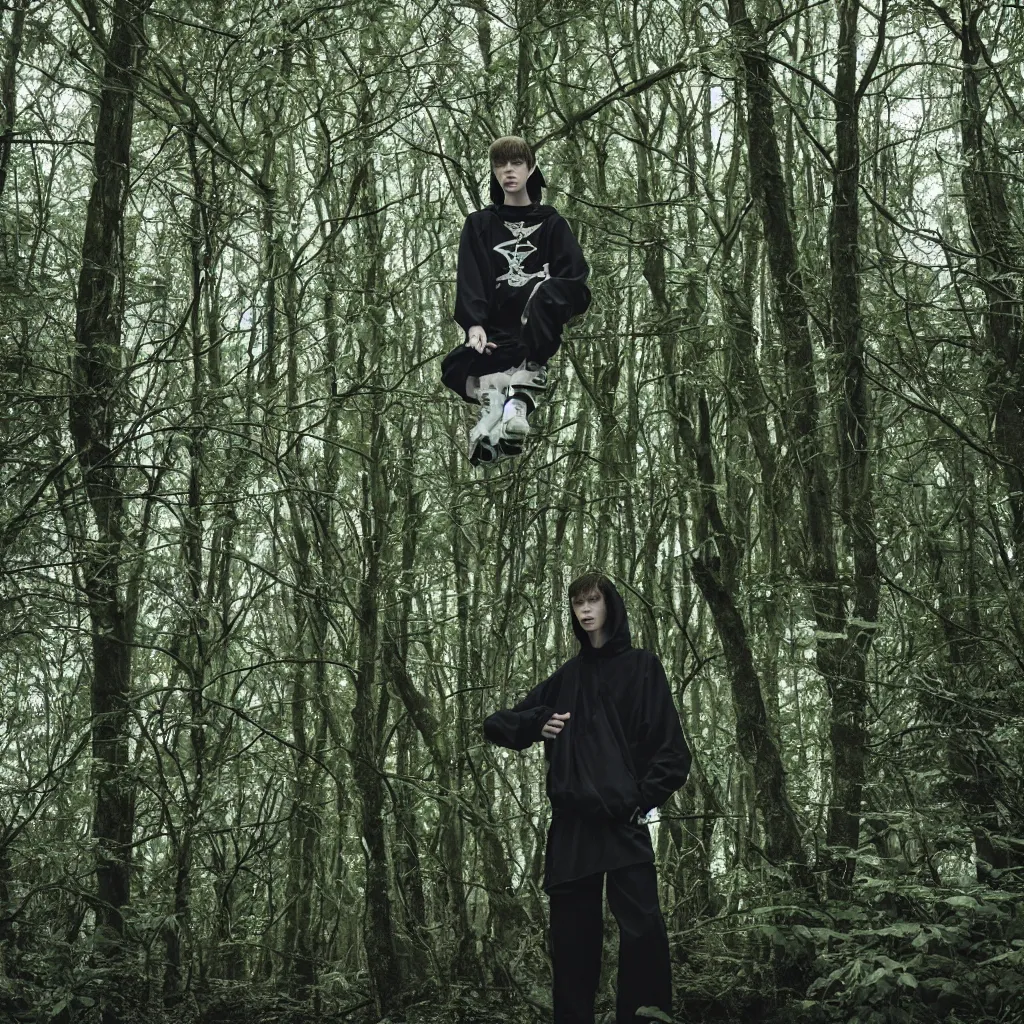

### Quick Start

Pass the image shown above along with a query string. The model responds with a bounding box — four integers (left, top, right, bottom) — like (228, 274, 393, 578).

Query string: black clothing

(549, 863, 672, 1024)
(440, 201, 590, 402)
(482, 582, 691, 890)
(440, 276, 585, 399)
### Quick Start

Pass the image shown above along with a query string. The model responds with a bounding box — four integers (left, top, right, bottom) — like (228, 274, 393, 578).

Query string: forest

(1, 0, 1023, 1022)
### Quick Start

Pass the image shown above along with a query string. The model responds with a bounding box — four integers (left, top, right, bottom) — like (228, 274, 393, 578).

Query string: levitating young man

(440, 136, 591, 464)
(483, 572, 691, 1024)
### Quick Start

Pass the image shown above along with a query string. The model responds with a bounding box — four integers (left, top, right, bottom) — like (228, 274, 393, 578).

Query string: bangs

(568, 571, 610, 602)
(489, 135, 535, 168)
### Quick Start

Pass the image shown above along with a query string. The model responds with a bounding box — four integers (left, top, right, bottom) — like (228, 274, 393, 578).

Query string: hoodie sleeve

(453, 215, 492, 331)
(635, 655, 691, 813)
(483, 667, 561, 751)
(546, 215, 591, 318)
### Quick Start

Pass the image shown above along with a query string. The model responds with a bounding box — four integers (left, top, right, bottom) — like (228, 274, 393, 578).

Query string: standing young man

(441, 136, 591, 464)
(483, 572, 691, 1024)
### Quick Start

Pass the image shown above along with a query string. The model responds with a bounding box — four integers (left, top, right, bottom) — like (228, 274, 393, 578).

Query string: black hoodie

(483, 581, 691, 890)
(453, 168, 591, 339)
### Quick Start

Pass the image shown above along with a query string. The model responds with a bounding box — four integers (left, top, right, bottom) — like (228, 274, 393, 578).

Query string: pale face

(492, 157, 535, 198)
(571, 588, 607, 639)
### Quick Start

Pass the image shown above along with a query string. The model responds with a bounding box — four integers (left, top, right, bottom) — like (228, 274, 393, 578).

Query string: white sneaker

(501, 397, 530, 438)
(498, 362, 547, 448)
(507, 362, 547, 410)
(468, 375, 511, 465)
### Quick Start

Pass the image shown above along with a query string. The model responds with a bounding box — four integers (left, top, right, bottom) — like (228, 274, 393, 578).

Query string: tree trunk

(349, 106, 402, 1009)
(728, 0, 868, 882)
(0, 0, 28, 205)
(162, 128, 215, 1009)
(352, 414, 402, 1011)
(948, 1, 1024, 554)
(384, 432, 429, 983)
(69, 4, 151, 1018)
(445, 497, 482, 983)
(929, 471, 1020, 877)
(825, 0, 881, 886)
(280, 116, 325, 996)
(639, 125, 808, 881)
(685, 408, 808, 877)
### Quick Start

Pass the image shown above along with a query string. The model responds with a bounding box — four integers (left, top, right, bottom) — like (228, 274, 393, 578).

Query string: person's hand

(465, 325, 496, 354)
(541, 712, 570, 740)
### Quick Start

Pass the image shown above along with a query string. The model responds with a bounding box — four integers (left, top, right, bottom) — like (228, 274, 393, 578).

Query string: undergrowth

(2, 876, 1022, 1023)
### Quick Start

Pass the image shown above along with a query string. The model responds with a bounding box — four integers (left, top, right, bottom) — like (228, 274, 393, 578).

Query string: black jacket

(483, 582, 691, 889)
(453, 201, 590, 338)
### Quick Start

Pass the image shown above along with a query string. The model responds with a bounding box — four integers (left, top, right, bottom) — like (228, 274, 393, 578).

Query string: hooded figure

(483, 576, 690, 1024)
(483, 578, 691, 888)
(440, 160, 591, 404)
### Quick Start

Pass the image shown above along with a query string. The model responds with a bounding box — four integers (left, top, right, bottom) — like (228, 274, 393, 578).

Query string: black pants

(440, 277, 588, 402)
(548, 862, 672, 1024)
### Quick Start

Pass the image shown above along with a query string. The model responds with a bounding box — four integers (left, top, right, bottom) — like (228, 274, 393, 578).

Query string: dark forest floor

(5, 878, 1023, 1024)
(2, 980, 1021, 1024)
(5, 974, 1015, 1024)
(185, 986, 1022, 1024)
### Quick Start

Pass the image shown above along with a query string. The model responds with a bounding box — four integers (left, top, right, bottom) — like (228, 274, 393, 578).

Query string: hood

(488, 201, 558, 224)
(571, 579, 633, 659)
(489, 164, 547, 205)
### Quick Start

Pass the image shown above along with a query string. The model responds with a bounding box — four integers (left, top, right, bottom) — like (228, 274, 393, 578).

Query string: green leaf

(807, 976, 834, 998)
(942, 895, 980, 909)
(635, 1008, 675, 1023)
(874, 955, 904, 970)
(876, 923, 923, 938)
(898, 973, 918, 989)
